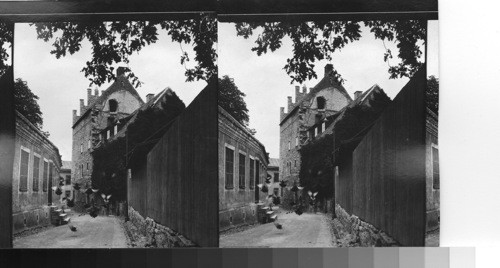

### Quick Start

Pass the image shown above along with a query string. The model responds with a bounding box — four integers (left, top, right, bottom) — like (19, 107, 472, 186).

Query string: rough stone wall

(425, 110, 439, 232)
(219, 108, 268, 231)
(333, 204, 399, 247)
(12, 113, 61, 234)
(128, 206, 196, 247)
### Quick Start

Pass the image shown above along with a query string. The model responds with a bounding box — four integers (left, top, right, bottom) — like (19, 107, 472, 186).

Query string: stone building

(279, 64, 352, 185)
(12, 111, 62, 234)
(71, 67, 144, 208)
(59, 160, 73, 201)
(219, 106, 269, 231)
(266, 158, 281, 197)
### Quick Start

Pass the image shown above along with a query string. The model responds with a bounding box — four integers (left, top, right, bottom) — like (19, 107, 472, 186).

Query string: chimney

(287, 96, 293, 112)
(79, 99, 85, 114)
(354, 91, 363, 100)
(87, 88, 92, 104)
(72, 110, 78, 124)
(280, 107, 285, 120)
(146, 93, 155, 103)
(324, 64, 333, 77)
(116, 66, 128, 77)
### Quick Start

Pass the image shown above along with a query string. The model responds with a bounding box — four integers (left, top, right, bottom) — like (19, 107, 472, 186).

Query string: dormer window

(317, 97, 326, 110)
(109, 99, 118, 113)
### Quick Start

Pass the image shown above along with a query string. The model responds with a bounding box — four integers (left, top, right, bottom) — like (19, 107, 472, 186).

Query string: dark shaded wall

(0, 67, 14, 248)
(336, 68, 427, 246)
(128, 82, 218, 247)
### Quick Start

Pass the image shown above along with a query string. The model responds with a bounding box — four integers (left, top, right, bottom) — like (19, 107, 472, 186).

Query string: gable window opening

(109, 99, 118, 113)
(317, 96, 326, 110)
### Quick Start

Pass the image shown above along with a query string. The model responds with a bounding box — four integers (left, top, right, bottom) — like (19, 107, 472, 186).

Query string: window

(294, 160, 297, 167)
(48, 162, 53, 189)
(87, 162, 89, 170)
(432, 146, 439, 189)
(314, 127, 318, 137)
(322, 122, 326, 133)
(255, 160, 260, 184)
(295, 137, 299, 147)
(317, 97, 326, 110)
(88, 139, 91, 149)
(273, 172, 279, 183)
(42, 160, 48, 192)
(249, 158, 255, 189)
(288, 141, 291, 150)
(80, 143, 83, 153)
(109, 99, 118, 113)
(273, 188, 279, 196)
(65, 175, 71, 185)
(225, 146, 234, 189)
(32, 155, 40, 191)
(19, 149, 30, 192)
(81, 164, 84, 177)
(239, 153, 246, 189)
(107, 130, 110, 139)
(114, 124, 118, 135)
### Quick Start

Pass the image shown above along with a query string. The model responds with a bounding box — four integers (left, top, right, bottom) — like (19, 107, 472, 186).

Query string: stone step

(59, 213, 67, 218)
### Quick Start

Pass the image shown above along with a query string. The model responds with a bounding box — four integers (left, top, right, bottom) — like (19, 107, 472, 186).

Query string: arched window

(109, 99, 118, 112)
(317, 97, 326, 110)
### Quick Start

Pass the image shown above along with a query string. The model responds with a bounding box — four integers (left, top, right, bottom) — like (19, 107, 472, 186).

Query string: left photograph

(8, 16, 218, 248)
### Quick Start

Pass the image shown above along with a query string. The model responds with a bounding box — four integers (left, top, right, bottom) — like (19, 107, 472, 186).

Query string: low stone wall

(12, 206, 51, 234)
(219, 203, 259, 232)
(128, 206, 196, 247)
(333, 204, 399, 247)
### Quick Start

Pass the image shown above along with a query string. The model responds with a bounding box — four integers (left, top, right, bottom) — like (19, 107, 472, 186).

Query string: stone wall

(127, 206, 196, 248)
(333, 204, 399, 247)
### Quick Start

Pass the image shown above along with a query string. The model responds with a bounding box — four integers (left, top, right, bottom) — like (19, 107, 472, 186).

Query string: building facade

(425, 108, 439, 235)
(12, 111, 62, 234)
(71, 67, 144, 209)
(279, 64, 352, 185)
(267, 158, 281, 197)
(219, 107, 269, 232)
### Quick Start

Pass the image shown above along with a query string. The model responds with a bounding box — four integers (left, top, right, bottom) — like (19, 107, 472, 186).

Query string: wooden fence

(336, 68, 427, 246)
(128, 81, 218, 247)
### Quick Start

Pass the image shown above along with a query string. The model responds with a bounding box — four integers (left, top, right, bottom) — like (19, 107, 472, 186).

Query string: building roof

(72, 74, 145, 128)
(219, 106, 270, 165)
(280, 70, 353, 125)
(15, 110, 62, 167)
(268, 158, 280, 168)
(61, 160, 72, 170)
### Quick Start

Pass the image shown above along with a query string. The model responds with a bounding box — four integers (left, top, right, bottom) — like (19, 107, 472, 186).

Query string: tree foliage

(91, 90, 185, 201)
(218, 75, 250, 126)
(32, 14, 217, 87)
(0, 22, 13, 77)
(234, 20, 426, 84)
(427, 75, 439, 115)
(14, 78, 44, 130)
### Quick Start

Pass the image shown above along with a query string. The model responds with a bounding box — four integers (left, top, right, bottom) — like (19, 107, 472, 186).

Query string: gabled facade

(71, 67, 144, 208)
(279, 64, 352, 185)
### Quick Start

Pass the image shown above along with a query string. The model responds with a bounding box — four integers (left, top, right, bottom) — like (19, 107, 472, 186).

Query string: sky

(219, 20, 439, 159)
(14, 22, 207, 161)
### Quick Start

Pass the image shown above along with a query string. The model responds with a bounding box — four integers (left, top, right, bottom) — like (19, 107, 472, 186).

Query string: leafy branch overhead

(32, 14, 217, 87)
(234, 20, 426, 84)
(0, 22, 13, 77)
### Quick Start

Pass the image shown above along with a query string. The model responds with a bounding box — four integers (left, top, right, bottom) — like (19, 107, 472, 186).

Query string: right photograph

(218, 18, 439, 247)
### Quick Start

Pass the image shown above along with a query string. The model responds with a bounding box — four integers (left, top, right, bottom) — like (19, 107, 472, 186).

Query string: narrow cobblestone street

(220, 211, 336, 248)
(14, 211, 128, 248)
